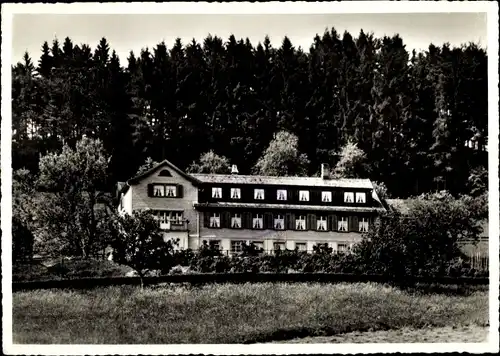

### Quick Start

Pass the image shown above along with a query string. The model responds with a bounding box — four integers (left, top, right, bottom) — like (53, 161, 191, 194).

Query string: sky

(12, 12, 487, 65)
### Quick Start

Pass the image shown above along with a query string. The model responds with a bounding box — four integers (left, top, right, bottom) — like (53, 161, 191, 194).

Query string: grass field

(13, 282, 488, 344)
(267, 326, 489, 343)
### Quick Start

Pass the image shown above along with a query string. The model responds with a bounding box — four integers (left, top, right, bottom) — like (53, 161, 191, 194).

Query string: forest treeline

(12, 28, 488, 198)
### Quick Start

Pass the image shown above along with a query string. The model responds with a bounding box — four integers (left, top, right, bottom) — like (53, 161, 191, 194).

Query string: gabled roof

(127, 159, 201, 186)
(190, 173, 374, 189)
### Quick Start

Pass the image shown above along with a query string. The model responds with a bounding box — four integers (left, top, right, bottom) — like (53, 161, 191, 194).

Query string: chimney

(321, 163, 330, 179)
(231, 164, 239, 175)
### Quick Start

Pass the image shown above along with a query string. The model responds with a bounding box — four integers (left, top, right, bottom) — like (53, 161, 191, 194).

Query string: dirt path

(266, 326, 489, 344)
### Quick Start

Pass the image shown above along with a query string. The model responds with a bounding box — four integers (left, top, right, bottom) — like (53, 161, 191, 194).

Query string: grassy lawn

(267, 325, 489, 343)
(13, 282, 488, 344)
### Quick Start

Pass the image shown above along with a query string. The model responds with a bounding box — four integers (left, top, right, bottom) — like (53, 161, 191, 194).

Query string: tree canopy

(12, 32, 487, 198)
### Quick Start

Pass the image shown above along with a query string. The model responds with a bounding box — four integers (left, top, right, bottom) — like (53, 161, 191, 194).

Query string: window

(253, 213, 263, 229)
(153, 185, 165, 197)
(344, 192, 354, 203)
(337, 243, 348, 252)
(231, 240, 244, 254)
(296, 242, 307, 252)
(277, 189, 287, 201)
(299, 190, 310, 201)
(317, 216, 327, 231)
(156, 211, 170, 230)
(155, 211, 183, 229)
(274, 214, 284, 230)
(212, 187, 222, 199)
(273, 242, 286, 251)
(338, 217, 348, 232)
(158, 169, 172, 177)
(210, 213, 220, 228)
(359, 217, 369, 232)
(356, 192, 366, 203)
(253, 241, 264, 251)
(166, 185, 177, 197)
(254, 189, 265, 200)
(322, 191, 332, 202)
(230, 188, 241, 199)
(295, 215, 306, 230)
(170, 212, 183, 225)
(231, 213, 242, 229)
(209, 240, 221, 250)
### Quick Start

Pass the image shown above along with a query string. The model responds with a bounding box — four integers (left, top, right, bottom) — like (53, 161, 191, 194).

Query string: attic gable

(127, 159, 200, 186)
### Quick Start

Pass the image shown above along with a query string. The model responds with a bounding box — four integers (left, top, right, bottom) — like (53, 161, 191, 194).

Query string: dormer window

(212, 187, 222, 199)
(153, 185, 165, 197)
(356, 192, 366, 203)
(299, 190, 310, 201)
(295, 215, 306, 230)
(277, 189, 287, 201)
(344, 192, 354, 203)
(254, 189, 264, 200)
(231, 188, 241, 199)
(322, 191, 332, 202)
(231, 213, 242, 229)
(253, 213, 263, 229)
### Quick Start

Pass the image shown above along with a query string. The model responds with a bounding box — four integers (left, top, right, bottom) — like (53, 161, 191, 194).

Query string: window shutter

(176, 184, 183, 198)
(264, 212, 273, 229)
(244, 212, 252, 229)
(307, 214, 315, 230)
(350, 216, 358, 232)
(221, 211, 230, 228)
(328, 214, 338, 231)
(203, 212, 210, 228)
(147, 184, 153, 197)
(285, 213, 294, 230)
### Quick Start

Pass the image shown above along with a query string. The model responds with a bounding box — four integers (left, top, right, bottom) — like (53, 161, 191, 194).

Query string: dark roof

(127, 159, 201, 186)
(193, 202, 385, 213)
(190, 173, 374, 189)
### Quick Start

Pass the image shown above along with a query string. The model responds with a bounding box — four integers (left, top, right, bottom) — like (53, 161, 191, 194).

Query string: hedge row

(166, 244, 488, 279)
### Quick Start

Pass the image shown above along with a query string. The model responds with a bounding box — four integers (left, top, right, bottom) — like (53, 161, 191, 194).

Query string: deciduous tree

(253, 131, 309, 176)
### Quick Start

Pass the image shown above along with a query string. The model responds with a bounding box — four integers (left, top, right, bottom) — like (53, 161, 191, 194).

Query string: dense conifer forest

(11, 28, 488, 198)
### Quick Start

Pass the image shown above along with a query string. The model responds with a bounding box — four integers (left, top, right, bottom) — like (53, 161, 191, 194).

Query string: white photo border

(1, 2, 499, 355)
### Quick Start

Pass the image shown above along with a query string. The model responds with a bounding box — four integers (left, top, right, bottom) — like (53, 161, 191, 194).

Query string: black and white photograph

(1, 2, 499, 354)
